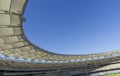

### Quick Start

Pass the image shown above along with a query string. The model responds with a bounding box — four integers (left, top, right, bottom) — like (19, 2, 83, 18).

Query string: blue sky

(23, 0, 120, 54)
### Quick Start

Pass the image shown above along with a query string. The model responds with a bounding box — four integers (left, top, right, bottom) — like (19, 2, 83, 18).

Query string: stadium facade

(0, 0, 120, 76)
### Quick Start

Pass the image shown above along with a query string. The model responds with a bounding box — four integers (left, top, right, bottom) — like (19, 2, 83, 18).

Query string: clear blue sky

(23, 0, 120, 54)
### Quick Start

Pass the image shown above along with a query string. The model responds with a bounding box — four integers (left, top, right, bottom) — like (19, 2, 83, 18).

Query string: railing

(0, 50, 119, 64)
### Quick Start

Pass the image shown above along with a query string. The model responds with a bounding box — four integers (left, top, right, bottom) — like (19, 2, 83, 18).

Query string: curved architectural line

(0, 0, 120, 75)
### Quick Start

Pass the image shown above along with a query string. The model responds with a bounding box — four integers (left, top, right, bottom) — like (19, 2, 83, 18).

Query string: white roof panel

(0, 0, 11, 11)
(0, 14, 10, 25)
(10, 0, 26, 14)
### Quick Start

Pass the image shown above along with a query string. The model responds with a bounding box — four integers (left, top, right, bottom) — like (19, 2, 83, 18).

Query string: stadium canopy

(0, 0, 120, 70)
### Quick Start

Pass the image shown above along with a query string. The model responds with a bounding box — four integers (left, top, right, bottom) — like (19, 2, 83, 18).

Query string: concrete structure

(0, 0, 120, 76)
